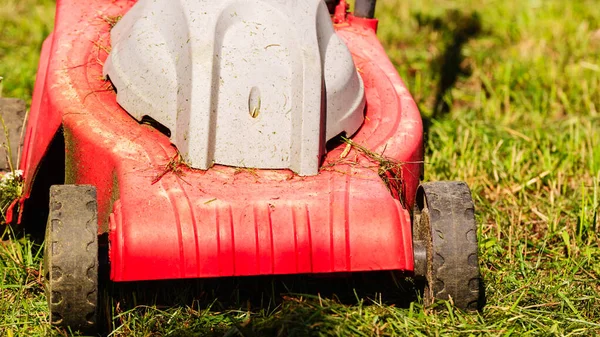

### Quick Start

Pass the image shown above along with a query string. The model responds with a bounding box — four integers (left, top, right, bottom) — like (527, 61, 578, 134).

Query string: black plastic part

(413, 181, 484, 310)
(44, 185, 99, 334)
(325, 0, 339, 14)
(354, 0, 377, 18)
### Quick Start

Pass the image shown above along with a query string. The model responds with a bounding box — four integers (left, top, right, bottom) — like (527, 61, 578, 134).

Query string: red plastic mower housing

(14, 0, 423, 282)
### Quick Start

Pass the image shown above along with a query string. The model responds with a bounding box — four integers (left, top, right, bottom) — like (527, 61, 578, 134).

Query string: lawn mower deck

(10, 0, 482, 333)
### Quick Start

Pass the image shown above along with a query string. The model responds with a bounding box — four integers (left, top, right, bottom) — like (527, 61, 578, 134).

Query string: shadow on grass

(413, 9, 483, 135)
(98, 271, 422, 336)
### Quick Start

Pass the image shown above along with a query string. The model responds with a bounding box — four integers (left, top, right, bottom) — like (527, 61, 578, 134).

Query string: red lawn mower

(9, 0, 482, 333)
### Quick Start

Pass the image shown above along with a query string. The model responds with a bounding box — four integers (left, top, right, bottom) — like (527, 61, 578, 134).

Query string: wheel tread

(44, 185, 98, 333)
(419, 181, 482, 310)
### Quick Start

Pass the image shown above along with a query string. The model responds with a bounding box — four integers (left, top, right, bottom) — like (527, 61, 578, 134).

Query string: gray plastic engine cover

(104, 0, 365, 176)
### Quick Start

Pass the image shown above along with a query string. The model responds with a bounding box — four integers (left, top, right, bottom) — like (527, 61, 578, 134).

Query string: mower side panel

(19, 34, 59, 199)
(20, 0, 423, 281)
(335, 19, 424, 208)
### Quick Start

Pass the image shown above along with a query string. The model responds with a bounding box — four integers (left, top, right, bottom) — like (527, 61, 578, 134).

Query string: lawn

(1, 0, 600, 336)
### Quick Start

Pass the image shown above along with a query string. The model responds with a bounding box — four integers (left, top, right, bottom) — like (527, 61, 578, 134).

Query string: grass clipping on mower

(152, 151, 191, 185)
(103, 15, 122, 29)
(341, 137, 407, 199)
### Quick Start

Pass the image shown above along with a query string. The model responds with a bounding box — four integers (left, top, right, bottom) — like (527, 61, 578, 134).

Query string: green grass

(2, 0, 600, 336)
(0, 0, 54, 101)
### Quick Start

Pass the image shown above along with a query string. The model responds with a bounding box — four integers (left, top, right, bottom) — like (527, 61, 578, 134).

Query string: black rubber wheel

(44, 185, 99, 334)
(413, 181, 483, 310)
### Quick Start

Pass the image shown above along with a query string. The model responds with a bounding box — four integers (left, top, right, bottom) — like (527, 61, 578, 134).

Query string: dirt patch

(0, 98, 27, 171)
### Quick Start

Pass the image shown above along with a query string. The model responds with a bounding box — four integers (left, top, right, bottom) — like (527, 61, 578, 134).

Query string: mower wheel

(44, 185, 98, 334)
(413, 181, 483, 310)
